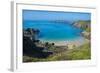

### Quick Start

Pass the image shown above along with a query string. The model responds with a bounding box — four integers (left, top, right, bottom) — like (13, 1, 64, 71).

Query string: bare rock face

(74, 22, 82, 28)
(73, 20, 91, 40)
(81, 31, 91, 39)
(73, 20, 90, 29)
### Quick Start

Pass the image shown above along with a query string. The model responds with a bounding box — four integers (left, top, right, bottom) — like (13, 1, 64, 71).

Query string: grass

(23, 42, 91, 62)
(78, 20, 90, 25)
(47, 43, 91, 61)
(65, 43, 91, 60)
(77, 20, 91, 32)
(85, 27, 91, 32)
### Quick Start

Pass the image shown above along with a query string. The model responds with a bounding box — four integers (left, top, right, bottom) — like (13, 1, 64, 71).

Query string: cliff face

(23, 28, 53, 59)
(73, 20, 91, 39)
(74, 20, 90, 30)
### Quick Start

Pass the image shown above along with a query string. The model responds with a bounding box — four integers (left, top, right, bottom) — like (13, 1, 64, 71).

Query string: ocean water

(23, 20, 83, 42)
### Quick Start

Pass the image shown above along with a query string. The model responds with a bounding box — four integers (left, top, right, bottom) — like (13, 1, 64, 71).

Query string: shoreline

(40, 37, 90, 47)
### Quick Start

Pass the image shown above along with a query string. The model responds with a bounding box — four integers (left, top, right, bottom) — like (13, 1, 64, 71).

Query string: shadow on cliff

(23, 28, 53, 58)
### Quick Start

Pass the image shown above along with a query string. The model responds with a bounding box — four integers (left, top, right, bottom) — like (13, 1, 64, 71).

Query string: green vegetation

(23, 42, 91, 62)
(47, 43, 91, 60)
(78, 20, 90, 25)
(23, 20, 91, 62)
(77, 20, 91, 32)
(74, 20, 91, 39)
(85, 27, 91, 32)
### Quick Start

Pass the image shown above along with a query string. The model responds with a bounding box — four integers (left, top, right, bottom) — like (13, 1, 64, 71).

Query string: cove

(23, 20, 83, 42)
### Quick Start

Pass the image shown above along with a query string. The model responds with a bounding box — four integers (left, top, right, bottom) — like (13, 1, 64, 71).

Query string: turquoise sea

(23, 20, 83, 42)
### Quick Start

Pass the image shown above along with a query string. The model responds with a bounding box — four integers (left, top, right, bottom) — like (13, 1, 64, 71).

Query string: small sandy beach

(40, 37, 90, 47)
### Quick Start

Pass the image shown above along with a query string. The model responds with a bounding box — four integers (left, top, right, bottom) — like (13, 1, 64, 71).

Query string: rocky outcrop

(73, 20, 91, 39)
(23, 28, 53, 58)
(81, 31, 91, 39)
(73, 20, 90, 30)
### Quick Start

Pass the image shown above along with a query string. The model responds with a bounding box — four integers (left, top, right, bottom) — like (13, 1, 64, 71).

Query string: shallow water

(23, 20, 83, 42)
